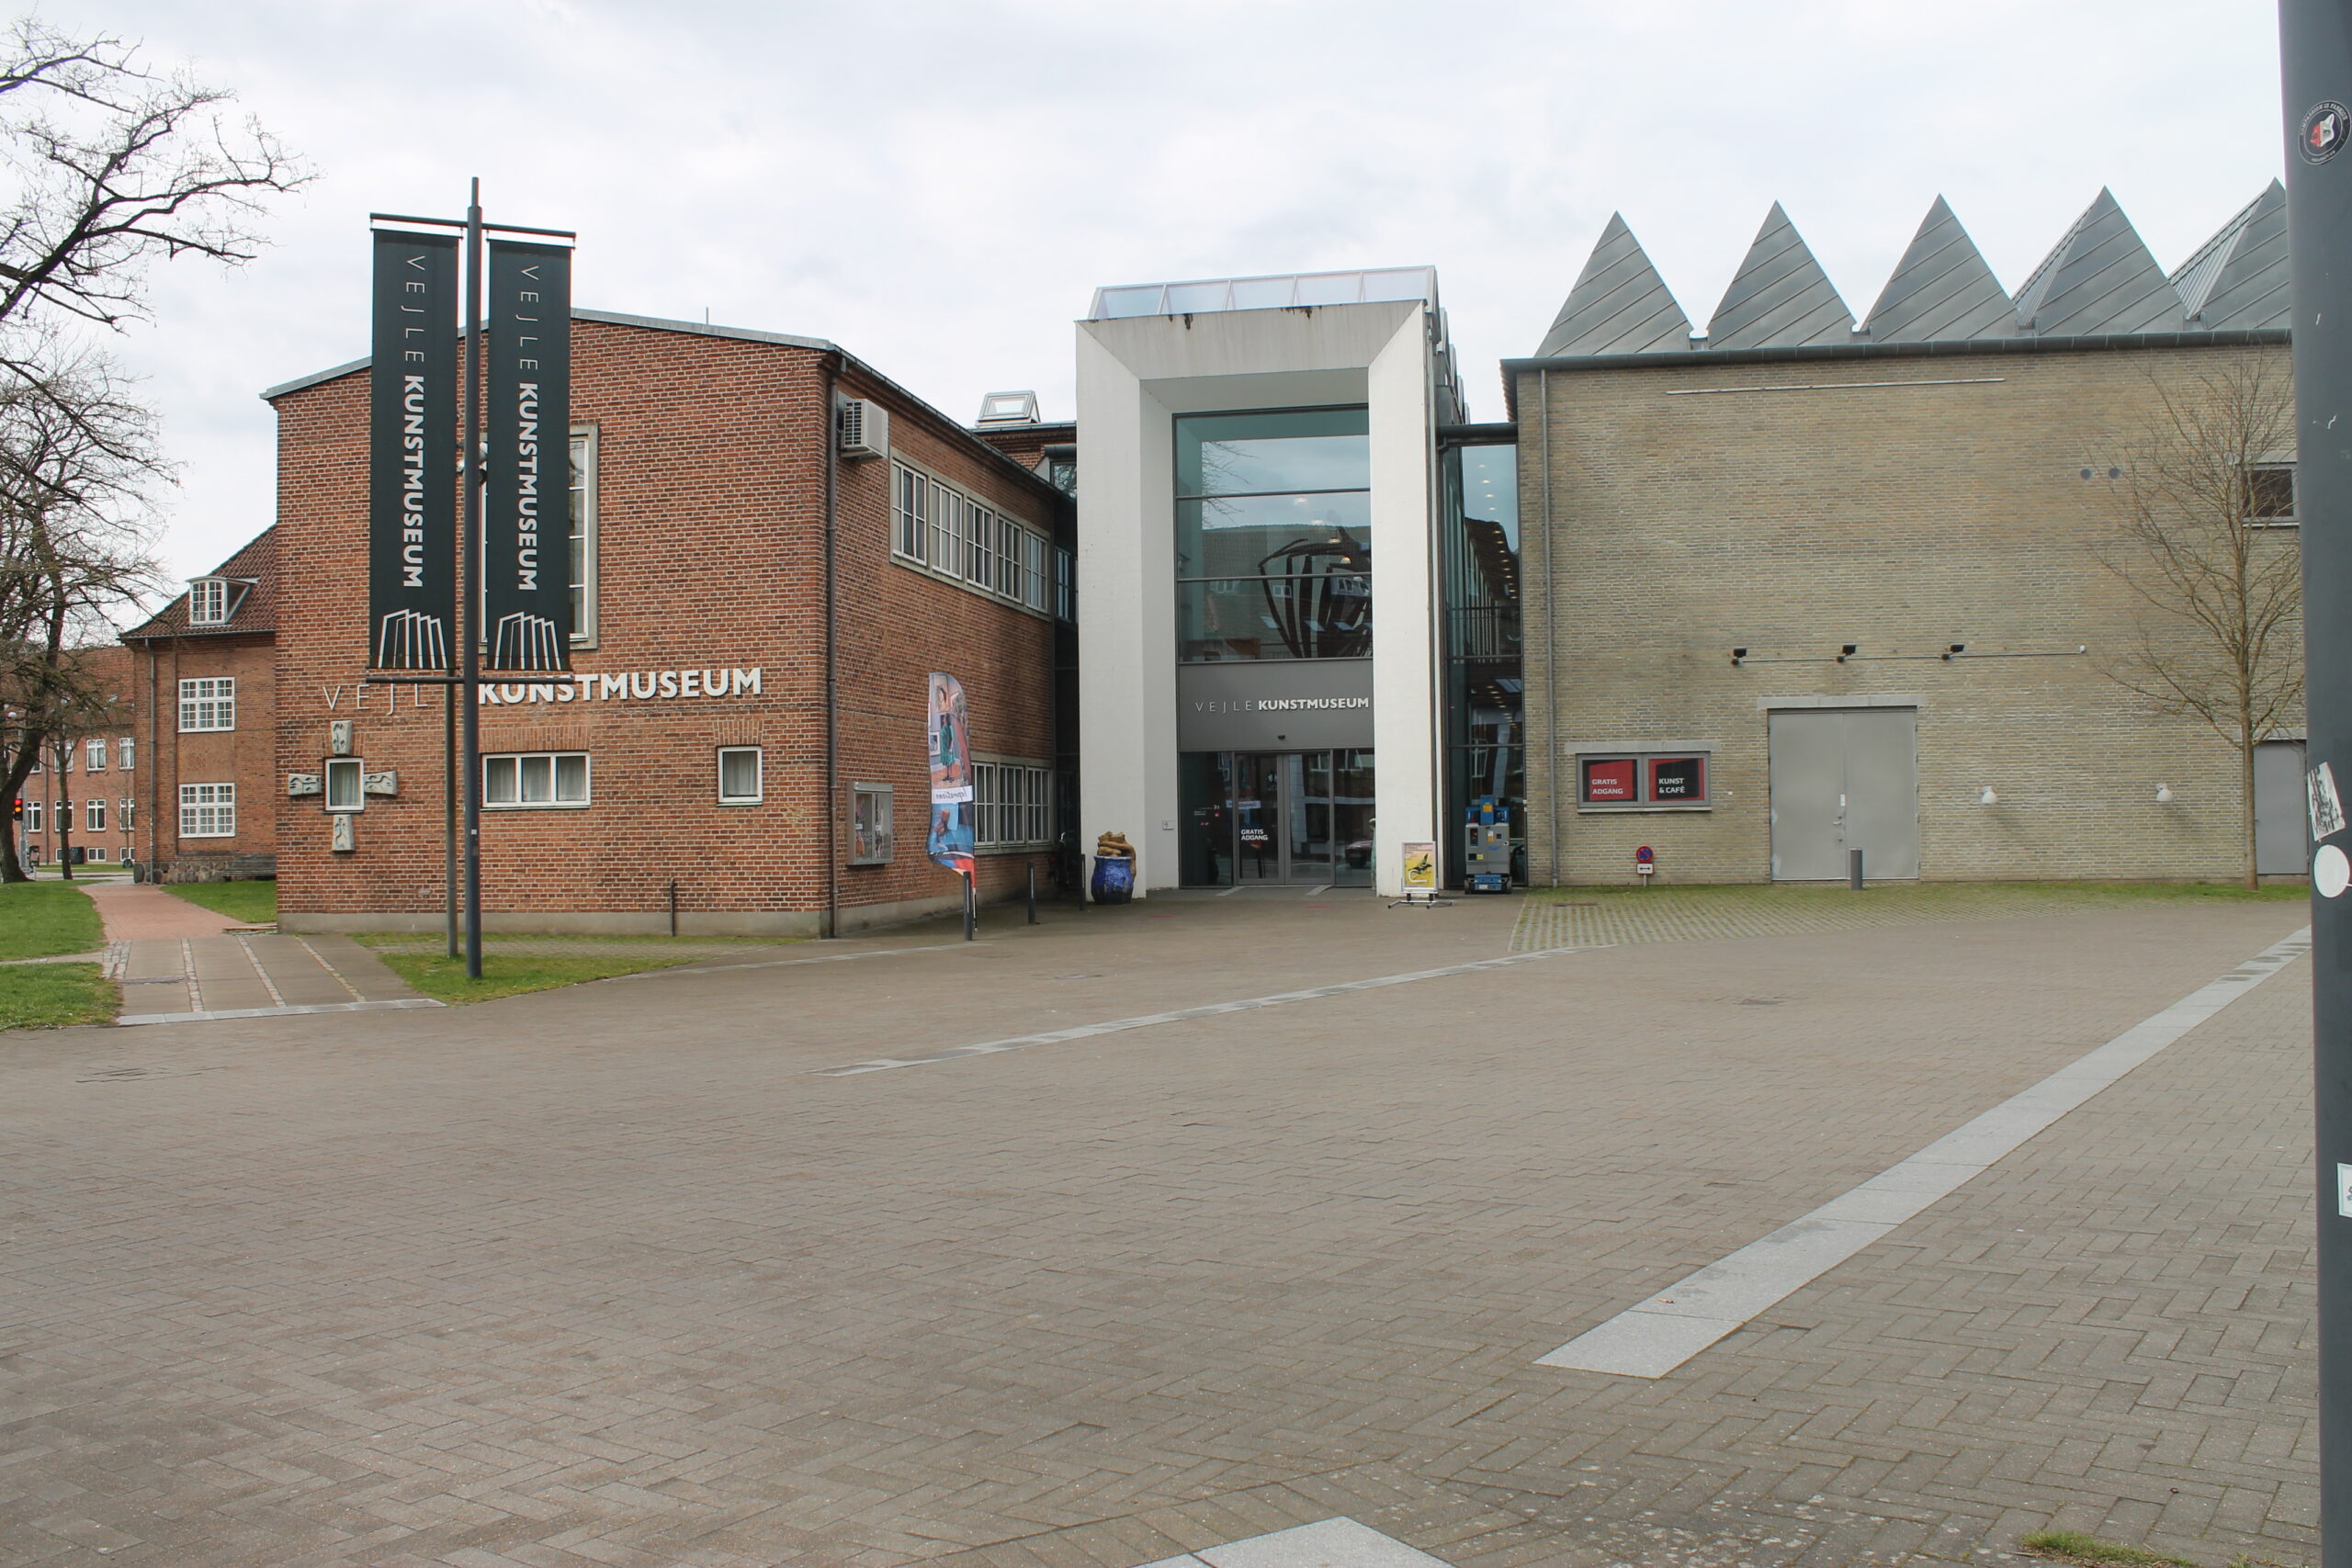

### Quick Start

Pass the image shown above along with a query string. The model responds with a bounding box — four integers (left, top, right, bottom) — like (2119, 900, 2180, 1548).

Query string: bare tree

(0, 352, 160, 882)
(2098, 354, 2304, 890)
(0, 19, 305, 879)
(0, 17, 310, 340)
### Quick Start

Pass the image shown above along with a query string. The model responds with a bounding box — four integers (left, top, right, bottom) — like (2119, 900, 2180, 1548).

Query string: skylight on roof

(1086, 266, 1438, 321)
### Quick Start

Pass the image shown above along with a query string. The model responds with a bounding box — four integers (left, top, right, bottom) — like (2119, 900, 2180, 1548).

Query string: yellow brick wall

(1515, 343, 2298, 886)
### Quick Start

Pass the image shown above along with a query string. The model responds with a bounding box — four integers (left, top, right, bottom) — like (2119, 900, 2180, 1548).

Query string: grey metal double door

(1768, 708, 1921, 881)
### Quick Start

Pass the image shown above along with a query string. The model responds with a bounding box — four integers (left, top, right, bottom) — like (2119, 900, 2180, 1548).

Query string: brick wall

(271, 316, 1060, 935)
(1518, 342, 2299, 886)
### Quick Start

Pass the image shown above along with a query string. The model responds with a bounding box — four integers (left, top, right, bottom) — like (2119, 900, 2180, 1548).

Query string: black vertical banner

(484, 240, 572, 671)
(368, 231, 458, 670)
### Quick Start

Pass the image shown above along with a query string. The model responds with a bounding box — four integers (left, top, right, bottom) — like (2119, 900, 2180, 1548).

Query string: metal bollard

(1026, 861, 1038, 924)
(1848, 848, 1865, 890)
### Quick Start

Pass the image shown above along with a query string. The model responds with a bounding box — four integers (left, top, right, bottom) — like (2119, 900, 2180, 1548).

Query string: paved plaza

(0, 891, 2319, 1568)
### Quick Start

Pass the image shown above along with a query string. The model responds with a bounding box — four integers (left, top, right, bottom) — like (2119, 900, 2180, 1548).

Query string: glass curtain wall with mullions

(1175, 407, 1370, 662)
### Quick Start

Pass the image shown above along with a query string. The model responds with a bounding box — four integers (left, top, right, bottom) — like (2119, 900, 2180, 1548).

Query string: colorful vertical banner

(367, 230, 458, 670)
(927, 672, 976, 875)
(484, 239, 572, 671)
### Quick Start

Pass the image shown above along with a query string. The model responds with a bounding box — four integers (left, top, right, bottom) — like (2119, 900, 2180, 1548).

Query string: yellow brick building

(1504, 186, 2297, 886)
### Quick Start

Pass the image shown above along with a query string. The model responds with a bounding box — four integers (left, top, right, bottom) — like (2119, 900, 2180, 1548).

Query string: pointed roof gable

(1705, 203, 1855, 350)
(2012, 188, 2185, 336)
(1535, 213, 1692, 356)
(2173, 180, 2289, 332)
(1860, 197, 2015, 343)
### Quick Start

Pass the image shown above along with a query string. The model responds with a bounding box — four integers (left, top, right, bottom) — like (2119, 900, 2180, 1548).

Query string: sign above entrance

(1178, 660, 1373, 751)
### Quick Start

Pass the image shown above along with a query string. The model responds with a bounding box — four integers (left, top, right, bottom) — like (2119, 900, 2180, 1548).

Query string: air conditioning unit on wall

(837, 398, 888, 459)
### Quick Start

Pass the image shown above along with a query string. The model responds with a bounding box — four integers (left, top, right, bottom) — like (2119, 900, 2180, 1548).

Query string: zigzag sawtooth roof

(1528, 186, 2289, 362)
(2172, 180, 2288, 331)
(1705, 202, 1854, 350)
(1534, 213, 1691, 356)
(1861, 197, 2015, 343)
(2012, 187, 2185, 335)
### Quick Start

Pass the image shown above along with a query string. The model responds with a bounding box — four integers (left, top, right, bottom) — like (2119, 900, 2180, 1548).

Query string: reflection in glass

(1179, 575, 1372, 661)
(1331, 748, 1375, 887)
(1175, 408, 1370, 497)
(1177, 749, 1378, 887)
(1177, 492, 1371, 578)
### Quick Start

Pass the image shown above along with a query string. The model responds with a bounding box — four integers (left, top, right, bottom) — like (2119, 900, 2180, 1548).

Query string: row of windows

(973, 761, 1055, 848)
(891, 461, 1070, 617)
(17, 799, 136, 833)
(28, 738, 134, 772)
(16, 844, 132, 864)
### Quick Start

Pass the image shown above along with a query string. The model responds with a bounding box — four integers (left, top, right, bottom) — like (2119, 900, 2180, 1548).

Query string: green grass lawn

(368, 947, 731, 1004)
(0, 962, 114, 1030)
(0, 881, 104, 959)
(164, 879, 277, 924)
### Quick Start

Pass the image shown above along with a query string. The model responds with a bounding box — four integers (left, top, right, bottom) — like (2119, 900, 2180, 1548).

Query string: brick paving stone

(0, 893, 2316, 1567)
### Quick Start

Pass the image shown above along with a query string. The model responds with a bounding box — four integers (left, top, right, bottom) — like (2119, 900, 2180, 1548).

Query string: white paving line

(809, 947, 1589, 1077)
(1135, 1517, 1453, 1568)
(605, 941, 978, 981)
(116, 998, 447, 1027)
(1537, 926, 2312, 1380)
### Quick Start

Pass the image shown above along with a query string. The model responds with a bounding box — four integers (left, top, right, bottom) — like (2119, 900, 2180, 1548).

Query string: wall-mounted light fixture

(2155, 784, 2174, 804)
(1979, 786, 1998, 806)
(1837, 643, 1858, 662)
(1730, 647, 1748, 667)
(1941, 643, 1967, 660)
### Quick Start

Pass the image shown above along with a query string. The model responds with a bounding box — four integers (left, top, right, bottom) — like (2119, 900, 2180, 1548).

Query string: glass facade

(1175, 407, 1371, 663)
(1441, 442, 1522, 886)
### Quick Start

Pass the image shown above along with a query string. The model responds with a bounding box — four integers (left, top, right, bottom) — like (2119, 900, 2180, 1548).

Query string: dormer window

(187, 577, 231, 626)
(976, 389, 1040, 426)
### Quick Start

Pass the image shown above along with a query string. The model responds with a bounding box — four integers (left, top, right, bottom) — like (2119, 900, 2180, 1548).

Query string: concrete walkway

(64, 883, 440, 1025)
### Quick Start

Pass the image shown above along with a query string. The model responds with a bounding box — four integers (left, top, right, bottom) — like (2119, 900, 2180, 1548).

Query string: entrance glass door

(1185, 750, 1371, 886)
(1235, 753, 1285, 882)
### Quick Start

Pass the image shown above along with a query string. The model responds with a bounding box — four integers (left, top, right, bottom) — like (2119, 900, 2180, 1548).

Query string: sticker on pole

(2339, 1163, 2352, 1220)
(2312, 761, 2346, 842)
(2304, 100, 2349, 164)
(2317, 842, 2351, 900)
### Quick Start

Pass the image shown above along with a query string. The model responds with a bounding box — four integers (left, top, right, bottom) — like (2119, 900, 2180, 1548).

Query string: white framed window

(116, 737, 133, 771)
(85, 845, 106, 862)
(718, 746, 763, 805)
(178, 677, 235, 732)
(1055, 547, 1076, 621)
(187, 577, 231, 626)
(85, 798, 105, 833)
(324, 757, 365, 813)
(180, 783, 235, 838)
(893, 462, 929, 563)
(997, 515, 1022, 597)
(930, 479, 959, 570)
(484, 751, 590, 809)
(1022, 532, 1048, 611)
(118, 797, 133, 830)
(23, 800, 40, 833)
(964, 501, 990, 587)
(850, 782, 893, 864)
(84, 738, 106, 771)
(571, 426, 599, 645)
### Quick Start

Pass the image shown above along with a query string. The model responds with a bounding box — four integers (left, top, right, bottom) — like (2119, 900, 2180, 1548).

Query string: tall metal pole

(444, 680, 458, 959)
(2281, 8, 2352, 1562)
(460, 178, 484, 980)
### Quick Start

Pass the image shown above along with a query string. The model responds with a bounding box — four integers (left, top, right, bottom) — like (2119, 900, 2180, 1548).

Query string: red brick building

(107, 530, 283, 880)
(265, 310, 1071, 936)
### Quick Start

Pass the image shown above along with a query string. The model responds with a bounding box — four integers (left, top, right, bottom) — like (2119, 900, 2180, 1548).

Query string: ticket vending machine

(1464, 796, 1511, 894)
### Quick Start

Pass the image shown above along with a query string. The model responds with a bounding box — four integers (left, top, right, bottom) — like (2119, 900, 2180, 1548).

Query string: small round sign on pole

(1635, 844, 1656, 880)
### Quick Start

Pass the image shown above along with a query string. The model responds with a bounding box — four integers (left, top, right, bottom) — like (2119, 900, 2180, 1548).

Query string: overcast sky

(37, 0, 2292, 585)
